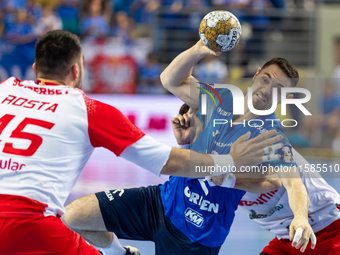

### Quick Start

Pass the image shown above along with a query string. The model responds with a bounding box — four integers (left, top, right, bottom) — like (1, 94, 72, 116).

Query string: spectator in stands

(211, 0, 247, 10)
(182, 0, 208, 46)
(160, 0, 185, 29)
(138, 53, 165, 94)
(306, 81, 340, 147)
(1, 0, 27, 33)
(164, 0, 184, 12)
(80, 0, 112, 24)
(57, 0, 80, 34)
(332, 128, 340, 152)
(27, 0, 43, 26)
(245, 0, 272, 59)
(35, 4, 62, 36)
(130, 0, 160, 25)
(111, 11, 133, 41)
(129, 0, 160, 37)
(186, 0, 207, 25)
(80, 0, 110, 38)
(193, 55, 228, 84)
(332, 38, 340, 93)
(6, 9, 36, 44)
(1, 0, 26, 9)
(157, 0, 185, 56)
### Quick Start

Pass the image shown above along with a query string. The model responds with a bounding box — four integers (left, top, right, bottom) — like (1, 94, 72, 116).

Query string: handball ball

(199, 10, 242, 52)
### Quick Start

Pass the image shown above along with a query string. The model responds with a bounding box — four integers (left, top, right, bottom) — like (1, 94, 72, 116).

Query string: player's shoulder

(82, 94, 125, 118)
(0, 76, 21, 86)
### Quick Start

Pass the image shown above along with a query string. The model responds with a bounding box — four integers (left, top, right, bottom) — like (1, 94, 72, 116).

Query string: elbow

(160, 148, 189, 177)
(254, 178, 282, 193)
(160, 163, 182, 176)
(160, 71, 169, 90)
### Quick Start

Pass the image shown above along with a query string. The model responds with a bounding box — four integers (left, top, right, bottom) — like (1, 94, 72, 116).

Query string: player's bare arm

(213, 166, 316, 250)
(276, 167, 316, 253)
(164, 109, 284, 178)
(160, 40, 221, 108)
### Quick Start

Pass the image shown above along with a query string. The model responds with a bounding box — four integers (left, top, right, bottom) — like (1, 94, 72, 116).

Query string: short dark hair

(261, 58, 299, 87)
(35, 30, 82, 79)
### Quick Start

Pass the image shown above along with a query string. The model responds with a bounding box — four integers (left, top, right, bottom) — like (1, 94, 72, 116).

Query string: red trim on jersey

(83, 96, 145, 156)
(262, 218, 340, 255)
(239, 190, 279, 206)
(0, 194, 47, 217)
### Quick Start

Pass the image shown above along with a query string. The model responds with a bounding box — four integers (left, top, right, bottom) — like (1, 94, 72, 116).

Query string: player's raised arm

(160, 40, 221, 108)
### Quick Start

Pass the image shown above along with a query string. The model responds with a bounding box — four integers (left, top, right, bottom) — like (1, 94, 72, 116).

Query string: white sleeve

(120, 135, 172, 176)
(210, 154, 235, 175)
(177, 143, 190, 149)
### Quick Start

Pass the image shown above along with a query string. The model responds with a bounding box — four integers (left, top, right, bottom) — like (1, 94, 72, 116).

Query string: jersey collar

(36, 79, 62, 86)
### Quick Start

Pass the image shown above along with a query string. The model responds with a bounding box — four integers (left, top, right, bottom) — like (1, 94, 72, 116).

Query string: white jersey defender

(240, 148, 340, 239)
(0, 77, 170, 217)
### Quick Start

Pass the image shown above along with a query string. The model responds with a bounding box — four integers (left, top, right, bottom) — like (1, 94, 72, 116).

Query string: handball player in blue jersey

(158, 40, 315, 253)
(63, 40, 314, 255)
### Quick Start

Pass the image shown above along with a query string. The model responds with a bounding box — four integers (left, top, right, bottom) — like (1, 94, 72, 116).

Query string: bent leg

(64, 187, 162, 253)
(63, 193, 113, 248)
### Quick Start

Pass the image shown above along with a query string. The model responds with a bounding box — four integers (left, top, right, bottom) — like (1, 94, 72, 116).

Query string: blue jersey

(159, 87, 296, 247)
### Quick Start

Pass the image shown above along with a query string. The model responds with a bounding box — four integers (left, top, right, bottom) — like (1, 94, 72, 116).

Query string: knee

(63, 194, 98, 230)
(63, 199, 83, 230)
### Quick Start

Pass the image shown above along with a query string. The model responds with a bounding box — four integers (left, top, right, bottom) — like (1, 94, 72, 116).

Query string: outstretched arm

(160, 40, 221, 108)
(121, 130, 283, 178)
(277, 168, 316, 253)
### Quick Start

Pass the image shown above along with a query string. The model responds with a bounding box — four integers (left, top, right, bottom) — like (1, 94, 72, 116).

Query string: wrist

(193, 41, 212, 59)
(229, 152, 240, 169)
(293, 215, 309, 221)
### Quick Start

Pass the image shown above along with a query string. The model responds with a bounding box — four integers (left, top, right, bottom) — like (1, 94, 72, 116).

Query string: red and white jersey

(239, 148, 340, 239)
(0, 77, 171, 217)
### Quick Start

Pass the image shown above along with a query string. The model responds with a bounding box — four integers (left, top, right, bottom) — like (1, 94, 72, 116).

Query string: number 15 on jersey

(0, 114, 55, 157)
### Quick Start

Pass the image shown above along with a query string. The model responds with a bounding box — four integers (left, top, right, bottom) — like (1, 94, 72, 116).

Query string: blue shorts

(95, 185, 221, 255)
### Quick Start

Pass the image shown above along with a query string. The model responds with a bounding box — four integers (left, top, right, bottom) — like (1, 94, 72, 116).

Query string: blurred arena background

(1, 0, 340, 254)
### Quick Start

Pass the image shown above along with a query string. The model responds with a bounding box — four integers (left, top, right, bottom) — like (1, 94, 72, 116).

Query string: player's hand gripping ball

(199, 10, 241, 52)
